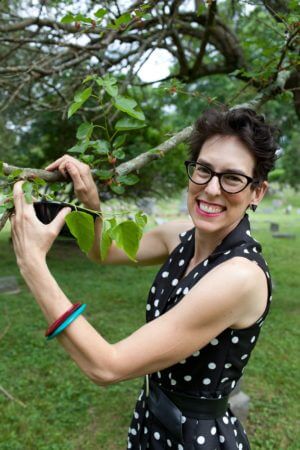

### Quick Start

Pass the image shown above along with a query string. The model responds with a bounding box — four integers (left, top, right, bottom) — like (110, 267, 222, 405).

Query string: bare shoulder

(204, 256, 268, 329)
(158, 218, 194, 252)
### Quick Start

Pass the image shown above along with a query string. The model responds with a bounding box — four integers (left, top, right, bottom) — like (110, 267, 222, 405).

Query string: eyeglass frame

(184, 160, 260, 194)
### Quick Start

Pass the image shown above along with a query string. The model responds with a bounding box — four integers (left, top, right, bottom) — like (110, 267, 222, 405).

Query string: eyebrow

(196, 158, 249, 177)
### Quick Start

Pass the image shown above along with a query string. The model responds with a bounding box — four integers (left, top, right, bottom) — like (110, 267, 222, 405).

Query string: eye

(197, 165, 211, 175)
(223, 174, 244, 184)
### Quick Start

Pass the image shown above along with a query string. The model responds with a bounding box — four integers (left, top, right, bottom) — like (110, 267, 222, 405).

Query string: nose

(203, 175, 222, 196)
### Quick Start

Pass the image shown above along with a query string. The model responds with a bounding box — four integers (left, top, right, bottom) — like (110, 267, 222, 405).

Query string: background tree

(0, 0, 299, 196)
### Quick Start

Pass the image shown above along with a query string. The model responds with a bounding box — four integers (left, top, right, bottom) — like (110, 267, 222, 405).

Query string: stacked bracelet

(46, 303, 87, 341)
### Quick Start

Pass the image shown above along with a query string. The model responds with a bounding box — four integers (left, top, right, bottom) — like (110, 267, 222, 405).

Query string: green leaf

(115, 117, 146, 131)
(80, 155, 94, 164)
(32, 177, 46, 186)
(135, 211, 147, 230)
(95, 169, 113, 180)
(113, 134, 127, 148)
(95, 8, 108, 19)
(83, 74, 97, 84)
(116, 174, 139, 186)
(74, 87, 92, 104)
(68, 142, 89, 154)
(11, 169, 23, 178)
(102, 74, 118, 97)
(91, 139, 110, 155)
(114, 95, 145, 121)
(74, 14, 92, 24)
(114, 96, 145, 121)
(22, 181, 33, 204)
(111, 220, 141, 261)
(68, 102, 83, 118)
(112, 148, 125, 159)
(0, 161, 3, 176)
(110, 183, 125, 195)
(65, 211, 95, 254)
(76, 122, 94, 140)
(61, 13, 75, 24)
(100, 218, 113, 261)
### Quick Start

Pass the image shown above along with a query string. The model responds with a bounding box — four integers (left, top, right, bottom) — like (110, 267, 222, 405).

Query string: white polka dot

(203, 259, 208, 266)
(145, 410, 149, 418)
(231, 417, 237, 424)
(134, 412, 139, 419)
(178, 445, 184, 450)
(171, 278, 179, 286)
(179, 246, 184, 253)
(241, 354, 248, 360)
(157, 371, 161, 378)
(232, 336, 239, 344)
(178, 259, 185, 266)
(224, 250, 231, 255)
(168, 373, 172, 379)
(243, 249, 249, 254)
(128, 442, 132, 449)
(231, 380, 236, 389)
(181, 415, 186, 423)
(202, 378, 211, 385)
(269, 295, 272, 302)
(176, 287, 182, 295)
(151, 286, 156, 294)
(225, 363, 232, 368)
(183, 287, 189, 295)
(251, 336, 256, 343)
(210, 338, 219, 346)
(193, 272, 199, 278)
(154, 431, 160, 440)
(162, 271, 169, 278)
(167, 439, 172, 447)
(184, 375, 192, 382)
(171, 379, 177, 385)
(208, 362, 216, 370)
(154, 299, 159, 307)
(193, 350, 200, 357)
(266, 272, 270, 278)
(146, 304, 151, 311)
(211, 426, 217, 435)
(144, 426, 148, 434)
(154, 310, 160, 317)
(221, 377, 229, 383)
(222, 416, 229, 424)
(131, 428, 137, 435)
(239, 444, 243, 449)
(246, 230, 251, 236)
(188, 234, 193, 241)
(180, 231, 186, 237)
(234, 429, 237, 436)
(219, 435, 225, 443)
(253, 247, 257, 253)
(197, 435, 205, 445)
(179, 359, 186, 364)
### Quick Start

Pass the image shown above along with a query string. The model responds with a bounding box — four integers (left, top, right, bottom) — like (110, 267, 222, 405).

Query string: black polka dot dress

(127, 214, 272, 449)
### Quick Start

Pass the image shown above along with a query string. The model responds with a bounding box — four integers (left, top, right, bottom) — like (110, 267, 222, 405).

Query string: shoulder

(154, 218, 194, 253)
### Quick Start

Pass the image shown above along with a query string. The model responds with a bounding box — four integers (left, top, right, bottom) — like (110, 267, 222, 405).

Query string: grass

(0, 186, 299, 449)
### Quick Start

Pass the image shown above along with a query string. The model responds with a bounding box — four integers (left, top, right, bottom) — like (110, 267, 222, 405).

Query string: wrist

(19, 255, 47, 277)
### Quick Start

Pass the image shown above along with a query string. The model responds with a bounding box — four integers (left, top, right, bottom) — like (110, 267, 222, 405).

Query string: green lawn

(0, 188, 299, 449)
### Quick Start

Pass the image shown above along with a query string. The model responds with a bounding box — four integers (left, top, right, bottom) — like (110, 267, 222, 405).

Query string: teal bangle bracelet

(46, 304, 87, 341)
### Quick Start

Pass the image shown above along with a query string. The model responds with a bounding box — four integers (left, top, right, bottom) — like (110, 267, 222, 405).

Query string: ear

(250, 181, 268, 207)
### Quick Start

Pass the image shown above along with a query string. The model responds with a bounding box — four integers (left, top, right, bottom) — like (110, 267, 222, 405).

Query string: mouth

(196, 200, 226, 216)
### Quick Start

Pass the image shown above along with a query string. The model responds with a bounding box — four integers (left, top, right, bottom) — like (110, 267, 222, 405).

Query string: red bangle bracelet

(45, 303, 82, 337)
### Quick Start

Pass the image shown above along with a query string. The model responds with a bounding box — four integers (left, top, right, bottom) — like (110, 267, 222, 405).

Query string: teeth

(199, 201, 223, 214)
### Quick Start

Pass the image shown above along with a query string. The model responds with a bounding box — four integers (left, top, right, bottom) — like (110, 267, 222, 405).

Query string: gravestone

(272, 199, 282, 209)
(270, 223, 279, 232)
(272, 233, 296, 239)
(0, 276, 20, 294)
(229, 379, 250, 423)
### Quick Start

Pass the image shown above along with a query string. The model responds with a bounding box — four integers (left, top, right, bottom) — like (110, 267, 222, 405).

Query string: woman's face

(187, 134, 268, 239)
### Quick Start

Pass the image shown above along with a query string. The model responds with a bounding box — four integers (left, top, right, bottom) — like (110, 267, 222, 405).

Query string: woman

(11, 108, 278, 449)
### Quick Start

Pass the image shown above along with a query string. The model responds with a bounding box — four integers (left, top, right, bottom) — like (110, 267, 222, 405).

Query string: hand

(45, 155, 100, 210)
(10, 181, 71, 268)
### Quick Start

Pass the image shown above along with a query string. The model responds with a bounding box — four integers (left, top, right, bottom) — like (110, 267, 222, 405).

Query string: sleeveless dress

(127, 214, 272, 449)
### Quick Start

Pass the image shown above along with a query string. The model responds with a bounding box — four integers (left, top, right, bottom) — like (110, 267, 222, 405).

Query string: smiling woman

(10, 107, 279, 450)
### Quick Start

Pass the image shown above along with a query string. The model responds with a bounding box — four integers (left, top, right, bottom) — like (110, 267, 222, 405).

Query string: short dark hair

(189, 108, 280, 182)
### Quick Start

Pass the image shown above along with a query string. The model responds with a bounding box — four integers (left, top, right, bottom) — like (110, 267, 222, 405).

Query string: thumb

(50, 207, 72, 234)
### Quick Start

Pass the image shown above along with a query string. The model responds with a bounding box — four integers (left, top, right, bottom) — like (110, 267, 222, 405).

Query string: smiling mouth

(197, 200, 226, 214)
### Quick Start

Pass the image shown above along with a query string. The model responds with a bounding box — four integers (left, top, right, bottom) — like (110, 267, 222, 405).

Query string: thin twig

(0, 385, 26, 408)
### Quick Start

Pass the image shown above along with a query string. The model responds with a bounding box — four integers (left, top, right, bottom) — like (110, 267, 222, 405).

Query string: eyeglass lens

(188, 163, 249, 193)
